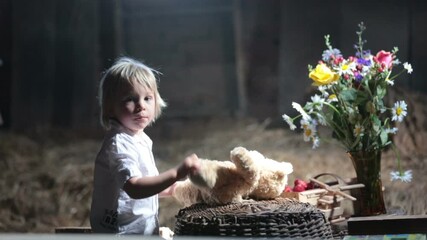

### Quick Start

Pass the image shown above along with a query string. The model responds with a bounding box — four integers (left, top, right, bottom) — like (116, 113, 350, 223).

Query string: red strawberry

(284, 186, 293, 192)
(293, 185, 306, 192)
(306, 181, 316, 190)
(294, 179, 308, 189)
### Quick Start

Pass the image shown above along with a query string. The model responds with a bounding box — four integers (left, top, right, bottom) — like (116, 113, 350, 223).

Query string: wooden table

(347, 215, 427, 235)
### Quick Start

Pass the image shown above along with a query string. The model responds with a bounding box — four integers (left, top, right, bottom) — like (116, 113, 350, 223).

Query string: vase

(347, 149, 387, 216)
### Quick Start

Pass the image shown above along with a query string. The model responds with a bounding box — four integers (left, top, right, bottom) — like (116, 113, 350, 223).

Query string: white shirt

(90, 121, 160, 234)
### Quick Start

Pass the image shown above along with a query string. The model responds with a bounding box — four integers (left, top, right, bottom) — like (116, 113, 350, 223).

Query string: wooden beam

(232, 0, 247, 117)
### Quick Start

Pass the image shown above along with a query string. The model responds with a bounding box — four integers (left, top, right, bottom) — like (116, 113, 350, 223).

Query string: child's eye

(145, 96, 153, 101)
(123, 96, 137, 103)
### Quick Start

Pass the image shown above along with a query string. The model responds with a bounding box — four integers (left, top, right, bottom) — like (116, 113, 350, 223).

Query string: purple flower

(362, 50, 371, 57)
(354, 72, 363, 83)
(353, 44, 358, 50)
(355, 48, 371, 58)
(357, 58, 372, 66)
(354, 72, 364, 82)
(322, 48, 342, 62)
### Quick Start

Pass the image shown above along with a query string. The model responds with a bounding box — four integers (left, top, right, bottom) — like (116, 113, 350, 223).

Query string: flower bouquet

(282, 22, 413, 216)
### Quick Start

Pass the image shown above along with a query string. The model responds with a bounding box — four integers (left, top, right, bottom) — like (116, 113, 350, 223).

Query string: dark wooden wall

(5, 0, 100, 131)
(122, 0, 239, 118)
(0, 0, 12, 128)
(1, 0, 426, 132)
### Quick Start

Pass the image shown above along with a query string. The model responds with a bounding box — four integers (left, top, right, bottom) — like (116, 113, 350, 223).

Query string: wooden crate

(282, 188, 327, 205)
(281, 174, 364, 223)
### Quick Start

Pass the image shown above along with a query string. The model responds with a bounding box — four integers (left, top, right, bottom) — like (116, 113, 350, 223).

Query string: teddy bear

(172, 146, 293, 206)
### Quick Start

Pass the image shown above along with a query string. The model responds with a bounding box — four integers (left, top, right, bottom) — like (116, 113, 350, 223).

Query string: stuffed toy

(172, 146, 293, 206)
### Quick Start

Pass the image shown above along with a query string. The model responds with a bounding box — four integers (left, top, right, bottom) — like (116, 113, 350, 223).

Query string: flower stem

(391, 143, 403, 174)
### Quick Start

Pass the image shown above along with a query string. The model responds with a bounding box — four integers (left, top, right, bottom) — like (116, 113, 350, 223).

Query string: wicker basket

(174, 198, 333, 239)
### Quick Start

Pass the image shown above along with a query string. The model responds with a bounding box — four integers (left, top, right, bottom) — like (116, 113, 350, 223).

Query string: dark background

(0, 0, 426, 134)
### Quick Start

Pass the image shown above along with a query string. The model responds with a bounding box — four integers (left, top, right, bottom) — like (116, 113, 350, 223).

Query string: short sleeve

(108, 136, 143, 188)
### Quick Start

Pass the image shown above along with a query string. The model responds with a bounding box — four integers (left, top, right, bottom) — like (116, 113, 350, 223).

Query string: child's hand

(176, 153, 200, 180)
(159, 226, 174, 240)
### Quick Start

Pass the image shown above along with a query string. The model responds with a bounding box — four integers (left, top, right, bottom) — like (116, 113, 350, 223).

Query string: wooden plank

(11, 0, 57, 130)
(232, 0, 248, 117)
(348, 215, 427, 235)
(309, 178, 357, 201)
(321, 207, 344, 219)
(281, 191, 321, 205)
(0, 0, 12, 128)
(55, 227, 92, 234)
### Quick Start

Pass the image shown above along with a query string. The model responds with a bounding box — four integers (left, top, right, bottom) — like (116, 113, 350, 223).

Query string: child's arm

(123, 154, 199, 199)
(159, 182, 177, 198)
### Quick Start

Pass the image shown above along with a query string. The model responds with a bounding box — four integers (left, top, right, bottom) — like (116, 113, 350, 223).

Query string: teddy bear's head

(231, 147, 293, 200)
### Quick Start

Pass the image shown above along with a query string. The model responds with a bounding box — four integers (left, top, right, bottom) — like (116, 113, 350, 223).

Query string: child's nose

(135, 101, 145, 112)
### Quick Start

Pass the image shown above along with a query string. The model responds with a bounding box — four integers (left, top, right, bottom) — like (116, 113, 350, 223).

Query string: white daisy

(386, 79, 395, 86)
(391, 100, 408, 122)
(282, 114, 296, 130)
(312, 136, 320, 149)
(403, 62, 413, 74)
(353, 123, 364, 136)
(327, 94, 338, 103)
(318, 85, 330, 98)
(336, 60, 356, 76)
(300, 118, 310, 130)
(390, 170, 412, 182)
(302, 124, 317, 142)
(306, 94, 325, 113)
(311, 94, 325, 108)
(292, 102, 310, 120)
(385, 127, 398, 134)
(393, 58, 401, 66)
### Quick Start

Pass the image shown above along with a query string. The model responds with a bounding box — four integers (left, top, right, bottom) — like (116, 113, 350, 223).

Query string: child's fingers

(190, 166, 199, 176)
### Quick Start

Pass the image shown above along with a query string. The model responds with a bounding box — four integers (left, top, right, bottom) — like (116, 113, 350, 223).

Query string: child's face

(113, 82, 155, 134)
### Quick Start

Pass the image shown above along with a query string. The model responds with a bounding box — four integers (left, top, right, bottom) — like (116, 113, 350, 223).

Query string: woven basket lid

(174, 198, 333, 239)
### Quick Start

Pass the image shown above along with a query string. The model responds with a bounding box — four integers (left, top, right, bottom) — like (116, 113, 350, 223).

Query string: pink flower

(333, 56, 343, 65)
(348, 56, 356, 62)
(374, 50, 393, 69)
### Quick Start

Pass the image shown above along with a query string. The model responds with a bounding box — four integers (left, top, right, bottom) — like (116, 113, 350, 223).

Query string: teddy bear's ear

(275, 171, 285, 180)
(281, 162, 294, 174)
(230, 146, 247, 159)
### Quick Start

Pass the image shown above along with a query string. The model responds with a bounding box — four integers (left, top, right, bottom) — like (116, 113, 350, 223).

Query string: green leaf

(376, 99, 385, 112)
(376, 85, 386, 99)
(380, 130, 389, 146)
(371, 115, 381, 133)
(355, 91, 369, 106)
(340, 89, 358, 102)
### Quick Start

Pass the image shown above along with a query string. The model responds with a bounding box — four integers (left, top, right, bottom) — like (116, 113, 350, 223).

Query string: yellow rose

(309, 63, 339, 86)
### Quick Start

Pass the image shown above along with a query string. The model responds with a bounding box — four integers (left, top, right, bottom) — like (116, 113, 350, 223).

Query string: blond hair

(98, 57, 167, 129)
